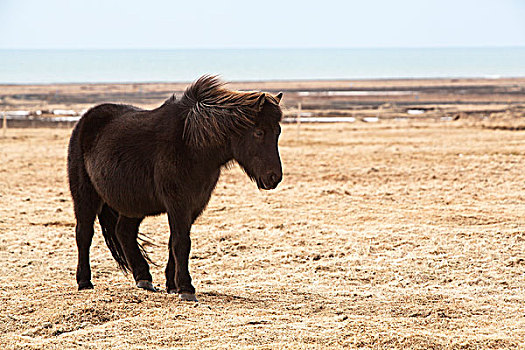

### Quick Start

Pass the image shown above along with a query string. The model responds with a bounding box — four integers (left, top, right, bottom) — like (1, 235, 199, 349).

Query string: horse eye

(254, 129, 264, 138)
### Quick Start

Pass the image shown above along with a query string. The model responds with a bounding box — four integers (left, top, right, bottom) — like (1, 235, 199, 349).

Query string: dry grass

(1, 122, 524, 349)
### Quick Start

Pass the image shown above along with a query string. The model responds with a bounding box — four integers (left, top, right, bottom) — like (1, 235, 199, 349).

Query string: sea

(1, 47, 524, 84)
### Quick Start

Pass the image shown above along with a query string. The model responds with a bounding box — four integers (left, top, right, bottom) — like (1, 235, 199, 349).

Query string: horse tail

(98, 204, 131, 273)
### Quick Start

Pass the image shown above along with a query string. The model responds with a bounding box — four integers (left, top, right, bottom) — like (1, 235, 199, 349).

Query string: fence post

(296, 102, 302, 139)
(2, 112, 6, 138)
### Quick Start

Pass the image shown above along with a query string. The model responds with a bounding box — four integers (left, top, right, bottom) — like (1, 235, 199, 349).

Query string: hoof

(178, 293, 198, 302)
(136, 280, 158, 292)
(78, 281, 94, 290)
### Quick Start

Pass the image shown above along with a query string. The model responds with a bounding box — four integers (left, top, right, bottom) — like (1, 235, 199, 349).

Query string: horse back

(75, 103, 141, 155)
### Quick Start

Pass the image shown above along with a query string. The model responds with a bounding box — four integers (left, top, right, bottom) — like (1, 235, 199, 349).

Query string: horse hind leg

(71, 173, 102, 290)
(114, 215, 156, 292)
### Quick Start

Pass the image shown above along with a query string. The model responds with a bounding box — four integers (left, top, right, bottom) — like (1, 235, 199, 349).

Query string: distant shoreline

(2, 77, 524, 130)
(2, 75, 525, 87)
(2, 76, 525, 88)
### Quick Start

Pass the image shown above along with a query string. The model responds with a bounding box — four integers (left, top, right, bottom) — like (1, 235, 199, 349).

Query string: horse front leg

(167, 211, 197, 301)
(165, 235, 176, 293)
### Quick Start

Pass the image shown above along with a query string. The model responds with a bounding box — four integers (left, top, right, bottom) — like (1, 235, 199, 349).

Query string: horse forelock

(180, 75, 276, 148)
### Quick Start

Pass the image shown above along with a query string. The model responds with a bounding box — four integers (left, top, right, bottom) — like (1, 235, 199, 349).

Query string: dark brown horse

(67, 76, 283, 301)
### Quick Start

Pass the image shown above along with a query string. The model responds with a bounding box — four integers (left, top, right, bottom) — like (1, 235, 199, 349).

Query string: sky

(0, 0, 524, 49)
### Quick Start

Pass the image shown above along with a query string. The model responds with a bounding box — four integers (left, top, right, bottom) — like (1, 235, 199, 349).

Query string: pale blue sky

(1, 0, 524, 49)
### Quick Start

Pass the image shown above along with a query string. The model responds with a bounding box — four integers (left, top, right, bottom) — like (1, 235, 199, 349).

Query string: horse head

(232, 92, 283, 190)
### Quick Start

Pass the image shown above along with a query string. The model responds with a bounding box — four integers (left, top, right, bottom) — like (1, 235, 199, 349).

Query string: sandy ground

(1, 120, 524, 349)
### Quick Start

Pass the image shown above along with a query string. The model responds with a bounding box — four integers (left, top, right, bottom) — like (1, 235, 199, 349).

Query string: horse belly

(85, 157, 164, 217)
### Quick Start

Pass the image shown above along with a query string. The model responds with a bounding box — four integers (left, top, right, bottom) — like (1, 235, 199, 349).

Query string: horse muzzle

(258, 171, 282, 190)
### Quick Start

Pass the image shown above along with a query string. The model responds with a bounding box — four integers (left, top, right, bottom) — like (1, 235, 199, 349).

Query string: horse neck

(158, 101, 234, 169)
(189, 142, 233, 170)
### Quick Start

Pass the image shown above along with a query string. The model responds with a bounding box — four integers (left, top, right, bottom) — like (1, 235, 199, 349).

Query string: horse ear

(275, 92, 283, 104)
(256, 93, 266, 111)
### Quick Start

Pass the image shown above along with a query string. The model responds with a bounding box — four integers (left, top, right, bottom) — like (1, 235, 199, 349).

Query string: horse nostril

(270, 173, 280, 183)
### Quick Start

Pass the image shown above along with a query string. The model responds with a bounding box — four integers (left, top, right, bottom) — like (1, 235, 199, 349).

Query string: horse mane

(162, 94, 177, 106)
(179, 75, 276, 148)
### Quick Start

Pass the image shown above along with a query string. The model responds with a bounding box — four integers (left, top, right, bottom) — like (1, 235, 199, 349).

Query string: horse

(67, 75, 283, 301)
